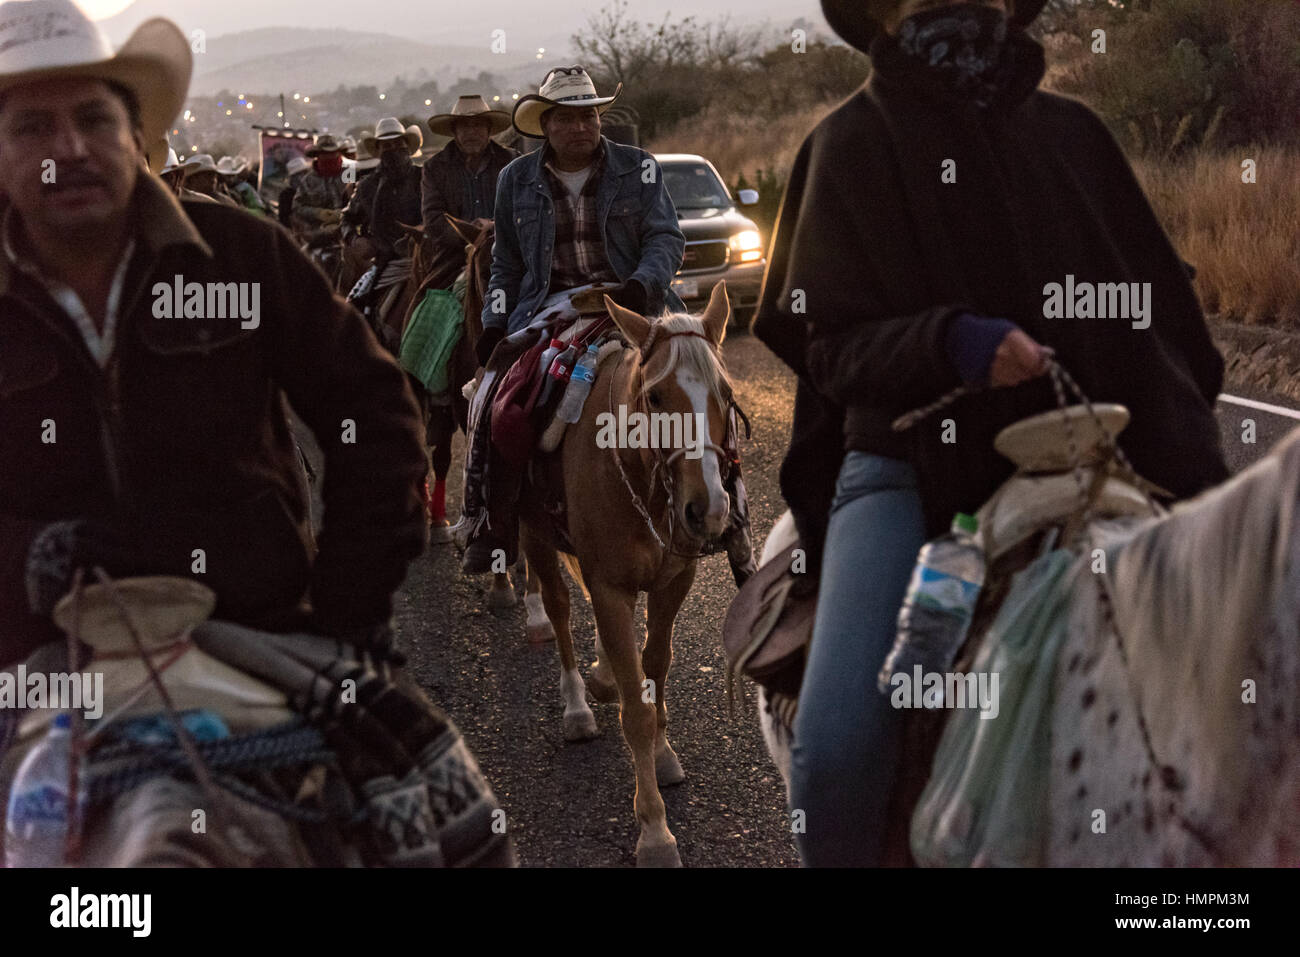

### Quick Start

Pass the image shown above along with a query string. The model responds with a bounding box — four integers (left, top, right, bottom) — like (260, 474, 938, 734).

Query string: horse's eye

(648, 390, 662, 408)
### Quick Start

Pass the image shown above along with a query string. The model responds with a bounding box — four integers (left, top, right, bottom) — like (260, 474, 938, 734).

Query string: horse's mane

(1106, 426, 1300, 798)
(638, 311, 732, 411)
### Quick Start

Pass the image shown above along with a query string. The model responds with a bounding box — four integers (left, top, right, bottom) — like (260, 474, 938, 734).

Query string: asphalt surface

(372, 335, 1299, 868)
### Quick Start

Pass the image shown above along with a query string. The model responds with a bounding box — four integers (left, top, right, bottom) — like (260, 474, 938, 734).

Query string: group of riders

(0, 0, 1233, 868)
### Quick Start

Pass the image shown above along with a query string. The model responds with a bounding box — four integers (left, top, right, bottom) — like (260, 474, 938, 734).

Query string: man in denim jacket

(460, 66, 687, 573)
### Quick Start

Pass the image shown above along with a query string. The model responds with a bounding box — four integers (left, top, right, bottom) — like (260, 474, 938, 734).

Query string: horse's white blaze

(676, 367, 728, 520)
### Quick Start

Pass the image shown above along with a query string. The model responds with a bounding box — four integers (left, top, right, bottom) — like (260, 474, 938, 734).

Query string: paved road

(381, 335, 1299, 867)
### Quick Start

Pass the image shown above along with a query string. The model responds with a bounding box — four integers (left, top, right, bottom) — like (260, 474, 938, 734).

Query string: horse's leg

(521, 555, 555, 644)
(521, 525, 596, 740)
(427, 405, 454, 545)
(643, 563, 695, 787)
(588, 577, 680, 867)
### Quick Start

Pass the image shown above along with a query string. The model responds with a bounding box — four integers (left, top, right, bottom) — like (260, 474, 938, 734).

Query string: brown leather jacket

(0, 174, 429, 666)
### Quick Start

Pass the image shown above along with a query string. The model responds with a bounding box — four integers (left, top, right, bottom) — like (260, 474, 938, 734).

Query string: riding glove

(608, 277, 649, 315)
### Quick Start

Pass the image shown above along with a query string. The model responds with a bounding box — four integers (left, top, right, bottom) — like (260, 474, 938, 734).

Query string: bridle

(605, 325, 745, 562)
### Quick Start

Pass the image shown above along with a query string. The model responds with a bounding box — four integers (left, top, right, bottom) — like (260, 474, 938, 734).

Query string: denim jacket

(482, 137, 685, 334)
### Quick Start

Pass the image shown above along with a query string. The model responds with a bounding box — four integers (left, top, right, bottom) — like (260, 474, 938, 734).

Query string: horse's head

(605, 282, 733, 542)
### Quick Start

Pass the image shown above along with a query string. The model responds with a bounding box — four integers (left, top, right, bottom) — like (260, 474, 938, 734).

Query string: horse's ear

(701, 280, 730, 347)
(445, 214, 478, 245)
(399, 222, 425, 239)
(605, 296, 651, 347)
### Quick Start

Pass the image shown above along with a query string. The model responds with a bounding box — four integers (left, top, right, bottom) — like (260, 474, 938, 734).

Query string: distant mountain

(170, 27, 539, 96)
(98, 0, 579, 50)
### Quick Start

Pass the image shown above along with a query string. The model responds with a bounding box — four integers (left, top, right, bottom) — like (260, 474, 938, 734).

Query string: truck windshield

(662, 162, 732, 210)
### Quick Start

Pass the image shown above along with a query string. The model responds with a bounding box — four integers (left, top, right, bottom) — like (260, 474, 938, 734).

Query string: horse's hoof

(563, 708, 599, 741)
(429, 521, 453, 545)
(656, 747, 685, 787)
(526, 620, 556, 644)
(488, 583, 517, 611)
(587, 663, 619, 704)
(636, 838, 682, 868)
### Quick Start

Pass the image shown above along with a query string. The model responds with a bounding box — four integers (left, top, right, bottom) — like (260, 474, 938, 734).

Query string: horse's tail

(559, 552, 590, 603)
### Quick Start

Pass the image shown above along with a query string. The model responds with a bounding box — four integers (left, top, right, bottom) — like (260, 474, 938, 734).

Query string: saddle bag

(490, 339, 549, 468)
(722, 539, 817, 702)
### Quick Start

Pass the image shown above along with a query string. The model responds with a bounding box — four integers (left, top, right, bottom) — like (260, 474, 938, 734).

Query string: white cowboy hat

(286, 154, 312, 177)
(339, 135, 356, 157)
(352, 137, 381, 171)
(216, 155, 248, 176)
(0, 0, 192, 150)
(512, 66, 622, 139)
(160, 147, 181, 175)
(182, 152, 217, 176)
(405, 124, 424, 159)
(428, 94, 511, 138)
(358, 116, 421, 156)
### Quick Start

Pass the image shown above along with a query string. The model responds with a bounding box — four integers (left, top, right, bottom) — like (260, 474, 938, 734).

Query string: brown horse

(516, 282, 734, 866)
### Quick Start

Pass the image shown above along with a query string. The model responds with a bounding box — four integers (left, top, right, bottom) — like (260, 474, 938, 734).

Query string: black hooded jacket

(754, 28, 1228, 566)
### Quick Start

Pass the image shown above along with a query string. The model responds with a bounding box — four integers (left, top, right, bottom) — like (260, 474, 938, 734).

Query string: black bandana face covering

(895, 3, 1011, 105)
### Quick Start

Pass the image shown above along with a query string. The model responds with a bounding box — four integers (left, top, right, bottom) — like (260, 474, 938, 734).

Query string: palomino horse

(516, 282, 735, 867)
(753, 422, 1300, 866)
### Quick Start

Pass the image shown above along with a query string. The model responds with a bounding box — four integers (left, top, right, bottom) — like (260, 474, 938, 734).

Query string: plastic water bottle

(557, 344, 600, 424)
(536, 338, 564, 385)
(878, 513, 985, 692)
(541, 343, 578, 405)
(5, 713, 81, 868)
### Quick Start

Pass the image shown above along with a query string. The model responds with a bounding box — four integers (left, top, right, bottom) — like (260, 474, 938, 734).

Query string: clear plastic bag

(910, 547, 1079, 867)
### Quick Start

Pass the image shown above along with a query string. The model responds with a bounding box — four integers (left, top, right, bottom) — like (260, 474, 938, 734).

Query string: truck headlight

(729, 229, 763, 263)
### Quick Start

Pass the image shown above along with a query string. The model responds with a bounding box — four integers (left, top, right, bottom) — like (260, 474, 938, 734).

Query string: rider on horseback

(342, 117, 423, 332)
(753, 0, 1230, 866)
(0, 1, 428, 670)
(460, 66, 757, 585)
(291, 133, 348, 247)
(420, 95, 518, 257)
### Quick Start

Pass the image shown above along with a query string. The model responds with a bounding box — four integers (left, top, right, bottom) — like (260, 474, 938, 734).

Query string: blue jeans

(790, 451, 925, 866)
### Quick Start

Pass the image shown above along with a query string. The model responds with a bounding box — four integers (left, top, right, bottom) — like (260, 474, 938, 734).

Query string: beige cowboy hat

(822, 0, 1049, 53)
(512, 66, 622, 139)
(159, 146, 181, 175)
(286, 154, 312, 177)
(216, 155, 249, 177)
(0, 0, 192, 151)
(428, 94, 511, 138)
(358, 116, 421, 156)
(305, 132, 343, 157)
(352, 137, 381, 171)
(406, 124, 424, 159)
(182, 152, 217, 176)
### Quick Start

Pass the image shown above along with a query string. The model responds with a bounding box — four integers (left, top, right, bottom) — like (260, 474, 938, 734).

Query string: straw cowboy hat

(182, 152, 218, 176)
(286, 154, 312, 177)
(405, 124, 424, 159)
(0, 0, 192, 150)
(160, 147, 181, 175)
(340, 135, 357, 157)
(305, 133, 343, 157)
(358, 116, 422, 155)
(512, 66, 622, 139)
(427, 94, 511, 137)
(216, 155, 249, 177)
(821, 0, 1048, 53)
(352, 137, 381, 171)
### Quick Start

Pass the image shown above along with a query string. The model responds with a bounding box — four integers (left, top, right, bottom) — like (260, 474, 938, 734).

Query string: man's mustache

(47, 167, 108, 190)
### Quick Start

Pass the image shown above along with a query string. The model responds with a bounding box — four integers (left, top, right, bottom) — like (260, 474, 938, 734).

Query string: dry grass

(1134, 147, 1300, 326)
(648, 100, 839, 184)
(654, 107, 1300, 328)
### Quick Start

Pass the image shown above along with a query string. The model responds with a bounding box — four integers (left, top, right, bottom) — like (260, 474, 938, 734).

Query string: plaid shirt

(544, 143, 619, 294)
